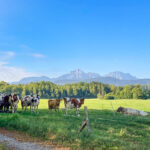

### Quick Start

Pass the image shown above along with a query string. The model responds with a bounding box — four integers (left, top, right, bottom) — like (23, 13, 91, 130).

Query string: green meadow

(25, 99, 150, 111)
(0, 99, 150, 150)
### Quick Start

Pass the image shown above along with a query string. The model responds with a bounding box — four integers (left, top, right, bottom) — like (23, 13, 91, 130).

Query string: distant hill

(11, 69, 150, 86)
(12, 76, 51, 84)
(56, 69, 100, 80)
(105, 71, 137, 80)
(12, 69, 101, 84)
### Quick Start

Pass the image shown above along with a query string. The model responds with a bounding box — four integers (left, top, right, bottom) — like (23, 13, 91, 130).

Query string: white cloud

(31, 53, 46, 58)
(19, 44, 46, 59)
(6, 51, 15, 57)
(0, 64, 37, 82)
(0, 61, 8, 65)
(0, 51, 38, 82)
(19, 44, 32, 51)
(0, 51, 15, 62)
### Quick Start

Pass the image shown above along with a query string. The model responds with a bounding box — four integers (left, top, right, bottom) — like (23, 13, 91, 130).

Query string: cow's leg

(57, 106, 59, 112)
(76, 108, 80, 117)
(37, 105, 38, 113)
(14, 106, 16, 113)
(4, 105, 7, 112)
(12, 106, 14, 113)
(15, 105, 17, 112)
(7, 105, 9, 112)
(31, 106, 33, 112)
(22, 104, 24, 111)
(30, 105, 32, 112)
(25, 105, 27, 112)
(11, 106, 13, 113)
(65, 107, 68, 115)
(34, 105, 36, 112)
(32, 104, 35, 113)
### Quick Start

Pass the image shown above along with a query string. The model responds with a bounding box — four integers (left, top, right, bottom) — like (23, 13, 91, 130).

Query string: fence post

(78, 106, 90, 135)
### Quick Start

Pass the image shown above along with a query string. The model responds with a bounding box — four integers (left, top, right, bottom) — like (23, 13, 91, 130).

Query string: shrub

(104, 93, 115, 100)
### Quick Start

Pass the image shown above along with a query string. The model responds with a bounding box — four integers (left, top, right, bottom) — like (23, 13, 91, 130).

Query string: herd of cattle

(0, 93, 84, 116)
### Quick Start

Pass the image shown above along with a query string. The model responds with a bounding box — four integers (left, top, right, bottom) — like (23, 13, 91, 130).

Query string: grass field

(0, 99, 150, 150)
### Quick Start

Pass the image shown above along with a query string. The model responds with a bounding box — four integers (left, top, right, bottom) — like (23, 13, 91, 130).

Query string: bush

(104, 93, 115, 100)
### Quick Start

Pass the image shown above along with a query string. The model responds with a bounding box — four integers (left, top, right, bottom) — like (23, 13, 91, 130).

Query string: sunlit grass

(18, 98, 150, 112)
(0, 99, 150, 150)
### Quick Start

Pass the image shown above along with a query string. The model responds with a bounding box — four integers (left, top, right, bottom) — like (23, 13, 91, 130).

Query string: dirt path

(0, 128, 69, 150)
(0, 133, 52, 150)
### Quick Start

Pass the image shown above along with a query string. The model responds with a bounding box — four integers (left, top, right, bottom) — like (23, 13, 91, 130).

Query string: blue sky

(0, 0, 150, 82)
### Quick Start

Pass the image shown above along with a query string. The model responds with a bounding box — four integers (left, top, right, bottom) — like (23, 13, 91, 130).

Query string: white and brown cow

(8, 94, 19, 113)
(63, 97, 84, 116)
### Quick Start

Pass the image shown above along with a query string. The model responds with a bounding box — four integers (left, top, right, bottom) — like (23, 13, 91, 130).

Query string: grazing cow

(64, 97, 84, 116)
(31, 95, 40, 113)
(21, 95, 32, 111)
(9, 94, 19, 113)
(48, 99, 61, 112)
(0, 94, 19, 113)
(0, 94, 5, 111)
(2, 95, 10, 112)
(117, 107, 148, 116)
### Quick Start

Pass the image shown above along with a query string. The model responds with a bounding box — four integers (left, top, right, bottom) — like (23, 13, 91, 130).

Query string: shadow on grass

(0, 109, 150, 150)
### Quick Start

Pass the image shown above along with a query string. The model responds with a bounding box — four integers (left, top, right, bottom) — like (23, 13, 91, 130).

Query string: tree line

(0, 81, 150, 99)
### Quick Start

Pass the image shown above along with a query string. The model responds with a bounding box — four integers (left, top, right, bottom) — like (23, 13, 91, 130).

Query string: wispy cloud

(31, 53, 46, 58)
(5, 51, 15, 57)
(19, 44, 46, 59)
(0, 51, 15, 64)
(0, 64, 37, 82)
(0, 61, 8, 66)
(19, 44, 32, 51)
(0, 51, 37, 82)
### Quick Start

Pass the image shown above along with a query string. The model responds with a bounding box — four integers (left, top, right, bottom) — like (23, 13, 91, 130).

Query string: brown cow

(48, 99, 61, 112)
(64, 97, 84, 116)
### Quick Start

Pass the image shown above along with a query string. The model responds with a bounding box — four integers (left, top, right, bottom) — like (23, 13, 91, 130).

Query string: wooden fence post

(78, 106, 90, 135)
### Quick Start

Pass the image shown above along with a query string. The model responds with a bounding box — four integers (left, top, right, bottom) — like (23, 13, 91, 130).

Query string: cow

(31, 95, 40, 113)
(9, 94, 19, 113)
(21, 95, 33, 111)
(0, 94, 5, 111)
(48, 99, 61, 112)
(117, 107, 148, 116)
(0, 94, 19, 113)
(2, 95, 11, 112)
(63, 97, 84, 116)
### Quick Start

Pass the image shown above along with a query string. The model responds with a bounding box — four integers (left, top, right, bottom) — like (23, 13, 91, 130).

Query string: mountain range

(11, 69, 150, 86)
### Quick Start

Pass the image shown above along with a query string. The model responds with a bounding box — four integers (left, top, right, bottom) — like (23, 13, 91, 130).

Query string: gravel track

(0, 133, 53, 150)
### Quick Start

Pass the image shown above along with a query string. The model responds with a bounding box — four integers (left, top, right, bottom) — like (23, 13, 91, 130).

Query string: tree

(132, 85, 144, 99)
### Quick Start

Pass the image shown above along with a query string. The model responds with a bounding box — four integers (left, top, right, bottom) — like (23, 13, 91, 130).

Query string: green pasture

(18, 98, 150, 112)
(0, 99, 150, 150)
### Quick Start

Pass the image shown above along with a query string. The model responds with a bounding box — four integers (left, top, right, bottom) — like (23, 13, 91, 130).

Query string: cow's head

(64, 97, 71, 102)
(64, 97, 70, 105)
(117, 107, 124, 112)
(80, 98, 84, 105)
(33, 94, 40, 102)
(9, 94, 19, 102)
(56, 99, 62, 104)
